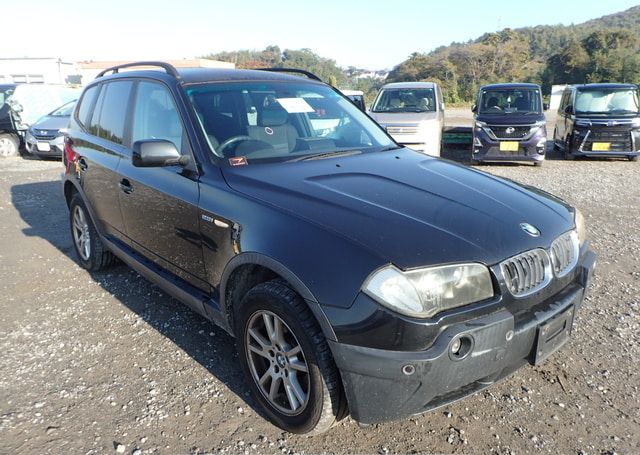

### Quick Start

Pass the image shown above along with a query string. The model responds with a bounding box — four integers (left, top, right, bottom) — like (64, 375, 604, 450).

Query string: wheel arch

(219, 253, 337, 342)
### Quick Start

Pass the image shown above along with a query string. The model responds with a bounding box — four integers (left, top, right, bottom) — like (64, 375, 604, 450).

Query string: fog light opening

(402, 364, 416, 376)
(449, 335, 473, 360)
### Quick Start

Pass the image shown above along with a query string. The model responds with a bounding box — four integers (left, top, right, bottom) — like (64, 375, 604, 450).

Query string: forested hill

(387, 6, 640, 102)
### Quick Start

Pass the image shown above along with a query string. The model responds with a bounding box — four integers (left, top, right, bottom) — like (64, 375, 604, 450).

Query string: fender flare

(219, 252, 337, 341)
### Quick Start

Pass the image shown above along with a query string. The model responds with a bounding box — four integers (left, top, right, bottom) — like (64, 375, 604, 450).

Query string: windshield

(49, 100, 76, 117)
(371, 88, 436, 113)
(478, 88, 541, 114)
(186, 82, 393, 163)
(575, 88, 640, 115)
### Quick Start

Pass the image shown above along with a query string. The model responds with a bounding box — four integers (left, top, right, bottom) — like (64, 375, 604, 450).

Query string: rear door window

(95, 81, 133, 145)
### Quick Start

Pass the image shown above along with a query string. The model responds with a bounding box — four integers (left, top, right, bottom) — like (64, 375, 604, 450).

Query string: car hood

(30, 115, 69, 131)
(476, 112, 545, 126)
(369, 111, 439, 125)
(222, 149, 573, 269)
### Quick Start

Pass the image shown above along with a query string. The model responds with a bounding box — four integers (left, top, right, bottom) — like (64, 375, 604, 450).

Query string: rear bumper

(329, 250, 596, 424)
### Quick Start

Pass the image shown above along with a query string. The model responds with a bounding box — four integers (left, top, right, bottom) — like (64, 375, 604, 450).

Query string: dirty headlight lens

(574, 208, 586, 245)
(363, 263, 494, 318)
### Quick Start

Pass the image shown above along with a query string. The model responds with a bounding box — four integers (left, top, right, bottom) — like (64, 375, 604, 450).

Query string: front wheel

(534, 160, 543, 167)
(0, 134, 20, 157)
(629, 155, 639, 162)
(235, 280, 346, 434)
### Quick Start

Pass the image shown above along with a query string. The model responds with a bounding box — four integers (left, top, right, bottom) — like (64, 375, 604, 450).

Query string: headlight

(474, 121, 487, 130)
(574, 208, 586, 245)
(631, 117, 640, 127)
(362, 263, 494, 318)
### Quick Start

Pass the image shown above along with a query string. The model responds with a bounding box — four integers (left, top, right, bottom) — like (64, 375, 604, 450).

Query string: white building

(0, 58, 81, 85)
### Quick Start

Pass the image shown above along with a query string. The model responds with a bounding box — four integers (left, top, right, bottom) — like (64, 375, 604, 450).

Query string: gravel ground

(1, 127, 639, 454)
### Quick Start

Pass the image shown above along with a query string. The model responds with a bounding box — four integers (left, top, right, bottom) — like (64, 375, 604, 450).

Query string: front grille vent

(488, 125, 532, 140)
(500, 248, 551, 297)
(550, 230, 579, 278)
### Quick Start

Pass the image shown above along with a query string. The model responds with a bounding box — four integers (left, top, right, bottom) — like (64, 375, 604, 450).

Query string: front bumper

(329, 250, 596, 424)
(25, 131, 64, 157)
(473, 127, 546, 163)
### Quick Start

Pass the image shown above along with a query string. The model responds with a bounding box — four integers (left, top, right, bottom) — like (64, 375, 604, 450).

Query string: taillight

(64, 137, 78, 169)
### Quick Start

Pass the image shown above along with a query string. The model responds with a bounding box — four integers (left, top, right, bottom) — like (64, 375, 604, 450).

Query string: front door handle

(78, 158, 88, 171)
(119, 178, 134, 194)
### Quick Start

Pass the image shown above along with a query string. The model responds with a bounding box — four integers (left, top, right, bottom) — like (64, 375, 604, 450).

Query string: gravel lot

(1, 116, 639, 454)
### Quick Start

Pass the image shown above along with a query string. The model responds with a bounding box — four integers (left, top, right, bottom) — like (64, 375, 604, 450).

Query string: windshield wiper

(286, 149, 363, 162)
(380, 145, 404, 152)
(609, 109, 639, 115)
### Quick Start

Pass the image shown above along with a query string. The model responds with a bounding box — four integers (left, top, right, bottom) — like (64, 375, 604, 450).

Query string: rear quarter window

(76, 85, 99, 128)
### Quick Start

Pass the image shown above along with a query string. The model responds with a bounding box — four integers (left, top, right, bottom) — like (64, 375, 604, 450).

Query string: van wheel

(235, 280, 346, 434)
(0, 134, 19, 157)
(534, 161, 543, 167)
(629, 155, 638, 162)
(69, 194, 116, 271)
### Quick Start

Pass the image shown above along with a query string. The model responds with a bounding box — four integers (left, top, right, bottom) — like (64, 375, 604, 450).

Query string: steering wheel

(217, 135, 253, 155)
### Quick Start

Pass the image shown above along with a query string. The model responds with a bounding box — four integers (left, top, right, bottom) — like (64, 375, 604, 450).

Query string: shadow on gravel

(11, 180, 260, 416)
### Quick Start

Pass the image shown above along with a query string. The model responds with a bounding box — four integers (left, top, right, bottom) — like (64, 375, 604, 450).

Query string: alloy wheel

(245, 310, 310, 415)
(72, 205, 91, 261)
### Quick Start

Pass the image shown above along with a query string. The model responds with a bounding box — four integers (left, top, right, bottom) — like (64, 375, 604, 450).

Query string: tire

(534, 160, 543, 167)
(69, 193, 116, 271)
(629, 155, 639, 162)
(235, 280, 346, 434)
(0, 134, 20, 158)
(470, 159, 480, 165)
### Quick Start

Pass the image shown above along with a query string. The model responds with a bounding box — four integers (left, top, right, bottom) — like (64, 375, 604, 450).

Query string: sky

(7, 0, 640, 69)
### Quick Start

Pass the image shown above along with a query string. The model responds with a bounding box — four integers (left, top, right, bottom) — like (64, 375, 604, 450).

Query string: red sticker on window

(229, 156, 248, 166)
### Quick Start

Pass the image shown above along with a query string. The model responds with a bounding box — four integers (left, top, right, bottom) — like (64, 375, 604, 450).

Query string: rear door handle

(119, 178, 134, 194)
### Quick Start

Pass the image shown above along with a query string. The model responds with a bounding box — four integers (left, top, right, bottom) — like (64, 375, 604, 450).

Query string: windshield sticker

(276, 97, 315, 113)
(229, 156, 248, 166)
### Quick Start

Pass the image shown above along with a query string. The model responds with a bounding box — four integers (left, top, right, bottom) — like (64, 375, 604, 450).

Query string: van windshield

(575, 88, 640, 116)
(371, 88, 436, 113)
(186, 81, 394, 163)
(479, 88, 541, 114)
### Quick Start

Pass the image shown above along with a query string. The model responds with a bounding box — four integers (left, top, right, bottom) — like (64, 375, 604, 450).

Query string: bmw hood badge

(520, 223, 541, 237)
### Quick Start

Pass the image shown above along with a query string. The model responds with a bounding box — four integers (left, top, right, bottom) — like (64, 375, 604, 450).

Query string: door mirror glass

(132, 139, 184, 167)
(471, 104, 477, 113)
(543, 102, 549, 111)
(564, 104, 573, 115)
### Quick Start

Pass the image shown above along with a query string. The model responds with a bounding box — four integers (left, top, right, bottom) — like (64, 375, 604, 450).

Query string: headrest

(259, 107, 288, 127)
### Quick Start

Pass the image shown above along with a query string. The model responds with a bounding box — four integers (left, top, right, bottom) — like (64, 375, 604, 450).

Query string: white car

(368, 82, 444, 156)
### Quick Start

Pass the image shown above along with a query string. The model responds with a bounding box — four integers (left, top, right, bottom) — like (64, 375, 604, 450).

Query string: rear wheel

(0, 134, 19, 157)
(236, 280, 346, 434)
(629, 155, 639, 162)
(69, 194, 116, 271)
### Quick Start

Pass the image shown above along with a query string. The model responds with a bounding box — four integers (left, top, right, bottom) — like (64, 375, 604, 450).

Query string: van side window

(77, 85, 99, 128)
(559, 90, 571, 113)
(131, 81, 185, 153)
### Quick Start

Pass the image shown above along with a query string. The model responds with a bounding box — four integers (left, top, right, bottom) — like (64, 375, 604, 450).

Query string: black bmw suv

(62, 62, 596, 434)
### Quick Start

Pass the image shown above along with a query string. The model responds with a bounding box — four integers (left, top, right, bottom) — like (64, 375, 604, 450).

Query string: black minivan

(62, 62, 596, 434)
(553, 83, 640, 161)
(472, 83, 547, 166)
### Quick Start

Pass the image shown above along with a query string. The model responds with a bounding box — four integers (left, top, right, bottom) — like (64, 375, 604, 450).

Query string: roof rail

(257, 67, 322, 82)
(96, 61, 180, 79)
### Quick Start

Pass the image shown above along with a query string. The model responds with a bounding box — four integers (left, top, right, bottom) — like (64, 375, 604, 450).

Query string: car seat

(247, 104, 298, 154)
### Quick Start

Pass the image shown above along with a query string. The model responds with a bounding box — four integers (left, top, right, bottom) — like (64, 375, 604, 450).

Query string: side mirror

(132, 139, 186, 167)
(543, 103, 549, 111)
(440, 102, 446, 111)
(471, 104, 477, 113)
(564, 105, 573, 115)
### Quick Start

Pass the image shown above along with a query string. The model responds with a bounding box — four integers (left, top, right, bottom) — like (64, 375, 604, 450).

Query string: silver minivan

(368, 82, 445, 156)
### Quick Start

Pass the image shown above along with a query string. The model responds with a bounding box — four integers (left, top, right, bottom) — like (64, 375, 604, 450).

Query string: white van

(368, 82, 444, 156)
